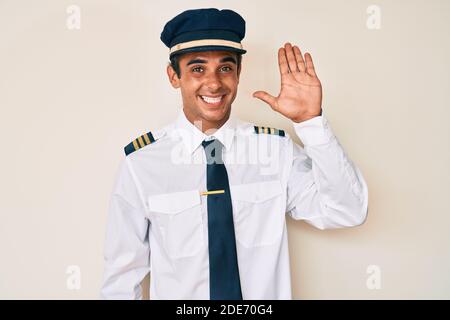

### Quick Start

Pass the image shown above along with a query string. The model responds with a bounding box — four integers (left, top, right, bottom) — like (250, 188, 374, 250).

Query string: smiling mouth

(199, 95, 225, 106)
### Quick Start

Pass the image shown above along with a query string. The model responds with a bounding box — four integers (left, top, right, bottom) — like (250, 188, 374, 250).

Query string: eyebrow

(186, 56, 237, 66)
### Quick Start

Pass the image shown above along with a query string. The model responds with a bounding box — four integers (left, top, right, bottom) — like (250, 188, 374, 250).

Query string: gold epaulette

(253, 126, 285, 137)
(124, 131, 156, 156)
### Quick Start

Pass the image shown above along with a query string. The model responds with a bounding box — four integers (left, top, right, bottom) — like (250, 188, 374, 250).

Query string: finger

(284, 42, 299, 72)
(278, 48, 289, 76)
(304, 52, 317, 77)
(253, 91, 278, 110)
(293, 45, 306, 72)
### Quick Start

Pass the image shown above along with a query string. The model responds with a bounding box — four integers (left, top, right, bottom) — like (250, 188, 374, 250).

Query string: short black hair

(169, 52, 242, 79)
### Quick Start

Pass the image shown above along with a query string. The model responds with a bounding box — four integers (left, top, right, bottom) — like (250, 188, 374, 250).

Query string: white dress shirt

(100, 109, 369, 299)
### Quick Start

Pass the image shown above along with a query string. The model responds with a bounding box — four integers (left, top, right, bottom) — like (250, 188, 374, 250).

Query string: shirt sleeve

(100, 157, 150, 299)
(285, 115, 369, 230)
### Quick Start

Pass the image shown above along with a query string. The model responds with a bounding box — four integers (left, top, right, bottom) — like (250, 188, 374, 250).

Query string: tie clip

(200, 189, 225, 196)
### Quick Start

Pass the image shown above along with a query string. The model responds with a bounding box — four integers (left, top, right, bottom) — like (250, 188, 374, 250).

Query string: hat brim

(170, 45, 247, 58)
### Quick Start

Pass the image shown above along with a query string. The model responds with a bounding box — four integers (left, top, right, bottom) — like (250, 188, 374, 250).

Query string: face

(167, 50, 241, 132)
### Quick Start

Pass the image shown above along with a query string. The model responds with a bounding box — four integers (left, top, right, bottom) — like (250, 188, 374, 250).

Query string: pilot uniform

(100, 8, 368, 300)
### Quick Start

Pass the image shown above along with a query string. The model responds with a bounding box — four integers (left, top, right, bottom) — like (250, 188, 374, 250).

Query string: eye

(220, 66, 232, 72)
(192, 66, 203, 73)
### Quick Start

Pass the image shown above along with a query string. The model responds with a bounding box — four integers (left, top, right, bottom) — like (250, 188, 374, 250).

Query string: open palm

(253, 43, 323, 123)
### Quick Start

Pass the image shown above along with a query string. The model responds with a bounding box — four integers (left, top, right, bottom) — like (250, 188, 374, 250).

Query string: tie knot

(202, 139, 224, 164)
(201, 139, 215, 148)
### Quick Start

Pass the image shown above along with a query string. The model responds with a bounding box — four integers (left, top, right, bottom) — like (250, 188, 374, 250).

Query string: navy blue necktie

(201, 139, 242, 300)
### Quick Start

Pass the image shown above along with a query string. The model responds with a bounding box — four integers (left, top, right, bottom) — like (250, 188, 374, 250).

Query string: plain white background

(0, 0, 449, 299)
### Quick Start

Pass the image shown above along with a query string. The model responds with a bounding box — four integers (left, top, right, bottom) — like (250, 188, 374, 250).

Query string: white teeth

(201, 95, 223, 104)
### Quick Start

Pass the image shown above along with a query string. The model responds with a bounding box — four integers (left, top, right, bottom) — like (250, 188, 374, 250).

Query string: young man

(101, 8, 368, 300)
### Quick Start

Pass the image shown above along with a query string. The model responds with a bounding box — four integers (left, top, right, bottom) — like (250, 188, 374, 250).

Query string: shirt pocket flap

(148, 190, 201, 214)
(231, 180, 283, 203)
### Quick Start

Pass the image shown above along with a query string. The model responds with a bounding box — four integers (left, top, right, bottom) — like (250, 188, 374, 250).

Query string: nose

(204, 71, 222, 92)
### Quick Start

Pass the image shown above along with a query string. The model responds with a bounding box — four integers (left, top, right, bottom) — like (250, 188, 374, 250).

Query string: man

(101, 8, 368, 300)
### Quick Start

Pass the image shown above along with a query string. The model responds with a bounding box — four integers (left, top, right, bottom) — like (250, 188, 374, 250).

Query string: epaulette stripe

(254, 125, 259, 134)
(136, 136, 144, 148)
(132, 140, 139, 150)
(143, 133, 151, 145)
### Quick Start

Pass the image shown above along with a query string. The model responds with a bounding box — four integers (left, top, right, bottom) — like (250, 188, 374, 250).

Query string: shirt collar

(174, 109, 236, 155)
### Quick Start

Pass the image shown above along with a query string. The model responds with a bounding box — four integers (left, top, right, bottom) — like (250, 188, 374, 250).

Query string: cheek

(226, 78, 239, 93)
(180, 81, 199, 97)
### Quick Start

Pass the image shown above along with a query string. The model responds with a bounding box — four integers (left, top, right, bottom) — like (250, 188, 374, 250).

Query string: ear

(167, 63, 180, 88)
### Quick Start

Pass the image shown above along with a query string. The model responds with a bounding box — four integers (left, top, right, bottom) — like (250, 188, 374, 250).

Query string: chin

(201, 106, 230, 122)
(203, 107, 227, 118)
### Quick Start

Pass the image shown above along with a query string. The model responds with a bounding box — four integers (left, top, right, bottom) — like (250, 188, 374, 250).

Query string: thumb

(252, 91, 277, 110)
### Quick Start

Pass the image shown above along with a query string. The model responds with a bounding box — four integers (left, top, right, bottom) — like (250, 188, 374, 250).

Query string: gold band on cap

(170, 39, 243, 54)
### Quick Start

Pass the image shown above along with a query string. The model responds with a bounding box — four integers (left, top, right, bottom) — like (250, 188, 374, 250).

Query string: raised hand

(253, 42, 323, 123)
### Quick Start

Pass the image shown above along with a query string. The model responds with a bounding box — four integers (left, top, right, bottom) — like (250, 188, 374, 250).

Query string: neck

(183, 109, 231, 134)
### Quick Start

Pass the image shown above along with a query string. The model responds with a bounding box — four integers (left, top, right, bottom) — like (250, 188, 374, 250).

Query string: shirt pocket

(148, 189, 204, 259)
(230, 180, 285, 248)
